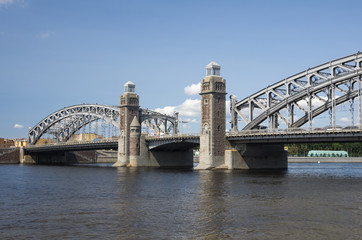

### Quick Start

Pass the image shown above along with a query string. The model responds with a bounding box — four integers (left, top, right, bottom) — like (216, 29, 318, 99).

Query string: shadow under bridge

(144, 135, 200, 168)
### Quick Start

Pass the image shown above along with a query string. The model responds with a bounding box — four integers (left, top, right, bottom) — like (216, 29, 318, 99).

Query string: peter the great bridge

(23, 52, 362, 169)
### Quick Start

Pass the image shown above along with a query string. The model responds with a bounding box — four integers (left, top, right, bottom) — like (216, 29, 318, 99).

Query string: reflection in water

(195, 171, 229, 239)
(0, 163, 361, 239)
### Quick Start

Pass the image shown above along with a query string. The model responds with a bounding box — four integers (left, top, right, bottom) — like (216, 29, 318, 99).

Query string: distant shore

(288, 157, 362, 163)
(193, 156, 362, 164)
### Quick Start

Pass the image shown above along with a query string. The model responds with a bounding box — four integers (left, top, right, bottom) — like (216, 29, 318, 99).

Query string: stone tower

(129, 116, 141, 166)
(195, 62, 227, 170)
(114, 81, 140, 167)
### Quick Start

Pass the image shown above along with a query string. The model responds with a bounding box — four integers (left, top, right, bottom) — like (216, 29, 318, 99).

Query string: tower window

(207, 68, 212, 76)
(202, 82, 210, 91)
(215, 82, 224, 91)
(203, 123, 209, 134)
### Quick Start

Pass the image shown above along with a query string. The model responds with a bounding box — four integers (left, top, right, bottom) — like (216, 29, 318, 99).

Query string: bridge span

(25, 128, 362, 152)
(23, 127, 362, 167)
(24, 52, 362, 170)
(227, 128, 362, 144)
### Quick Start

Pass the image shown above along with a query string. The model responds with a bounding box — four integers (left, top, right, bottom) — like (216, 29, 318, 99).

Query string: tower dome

(124, 81, 136, 92)
(206, 61, 221, 76)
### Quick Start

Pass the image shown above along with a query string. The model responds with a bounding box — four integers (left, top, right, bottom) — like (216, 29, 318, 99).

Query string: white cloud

(155, 98, 231, 119)
(155, 82, 233, 132)
(0, 0, 25, 7)
(0, 0, 14, 5)
(339, 117, 349, 123)
(155, 98, 201, 117)
(296, 96, 328, 110)
(184, 83, 201, 96)
(39, 31, 55, 39)
(226, 100, 230, 117)
(14, 124, 24, 129)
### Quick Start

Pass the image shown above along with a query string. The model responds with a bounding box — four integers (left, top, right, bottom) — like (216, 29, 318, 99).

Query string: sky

(1, 0, 362, 138)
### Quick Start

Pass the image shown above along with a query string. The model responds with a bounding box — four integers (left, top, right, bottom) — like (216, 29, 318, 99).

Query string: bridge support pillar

(20, 147, 34, 164)
(115, 132, 129, 167)
(225, 143, 287, 169)
(195, 61, 227, 170)
(129, 134, 158, 166)
(114, 81, 140, 167)
(129, 116, 142, 166)
(22, 154, 36, 164)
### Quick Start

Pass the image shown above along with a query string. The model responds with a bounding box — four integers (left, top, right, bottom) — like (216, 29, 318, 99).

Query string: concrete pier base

(194, 134, 226, 170)
(114, 136, 129, 167)
(225, 143, 287, 169)
(113, 158, 128, 167)
(22, 155, 36, 164)
(194, 155, 226, 170)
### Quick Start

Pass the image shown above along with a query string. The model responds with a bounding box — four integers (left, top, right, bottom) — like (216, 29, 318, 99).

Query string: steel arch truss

(50, 115, 101, 143)
(28, 104, 121, 144)
(29, 104, 179, 144)
(140, 108, 179, 135)
(231, 52, 362, 131)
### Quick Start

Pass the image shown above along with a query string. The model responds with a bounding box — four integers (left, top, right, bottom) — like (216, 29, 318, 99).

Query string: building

(35, 138, 56, 145)
(68, 133, 104, 142)
(14, 139, 28, 147)
(0, 138, 15, 148)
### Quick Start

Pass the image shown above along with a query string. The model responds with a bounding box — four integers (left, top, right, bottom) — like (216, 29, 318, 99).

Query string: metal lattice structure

(28, 104, 178, 144)
(230, 52, 362, 132)
(140, 108, 179, 134)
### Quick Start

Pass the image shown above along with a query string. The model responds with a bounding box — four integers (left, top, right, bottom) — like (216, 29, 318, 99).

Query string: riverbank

(0, 148, 20, 164)
(288, 157, 362, 163)
(194, 156, 362, 164)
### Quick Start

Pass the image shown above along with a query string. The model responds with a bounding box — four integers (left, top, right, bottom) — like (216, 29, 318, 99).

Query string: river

(0, 163, 361, 239)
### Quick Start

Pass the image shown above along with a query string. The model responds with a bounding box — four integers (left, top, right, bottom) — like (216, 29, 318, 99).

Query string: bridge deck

(145, 134, 199, 141)
(227, 129, 362, 143)
(24, 129, 362, 153)
(24, 140, 118, 153)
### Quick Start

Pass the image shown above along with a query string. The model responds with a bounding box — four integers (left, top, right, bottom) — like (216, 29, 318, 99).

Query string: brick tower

(114, 81, 140, 167)
(195, 62, 227, 170)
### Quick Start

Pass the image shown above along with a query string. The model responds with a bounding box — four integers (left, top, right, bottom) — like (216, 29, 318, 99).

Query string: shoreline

(288, 157, 362, 163)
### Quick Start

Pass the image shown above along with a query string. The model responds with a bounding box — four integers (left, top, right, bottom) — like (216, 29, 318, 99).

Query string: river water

(0, 163, 361, 239)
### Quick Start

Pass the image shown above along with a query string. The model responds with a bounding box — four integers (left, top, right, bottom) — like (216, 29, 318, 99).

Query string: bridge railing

(145, 133, 200, 140)
(228, 127, 362, 136)
(26, 138, 118, 148)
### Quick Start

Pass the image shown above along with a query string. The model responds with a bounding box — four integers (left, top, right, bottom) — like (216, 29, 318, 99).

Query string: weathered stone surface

(0, 148, 20, 164)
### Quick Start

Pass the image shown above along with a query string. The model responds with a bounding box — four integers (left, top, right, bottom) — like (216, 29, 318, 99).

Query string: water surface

(0, 163, 361, 239)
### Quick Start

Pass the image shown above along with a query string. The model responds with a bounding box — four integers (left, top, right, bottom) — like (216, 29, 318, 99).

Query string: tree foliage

(286, 142, 362, 157)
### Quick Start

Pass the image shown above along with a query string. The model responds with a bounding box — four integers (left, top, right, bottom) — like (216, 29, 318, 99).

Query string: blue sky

(1, 0, 362, 138)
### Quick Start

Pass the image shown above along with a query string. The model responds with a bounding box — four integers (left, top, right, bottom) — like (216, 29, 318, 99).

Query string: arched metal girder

(29, 104, 178, 145)
(231, 52, 362, 131)
(28, 104, 120, 144)
(54, 115, 101, 143)
(140, 108, 179, 134)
